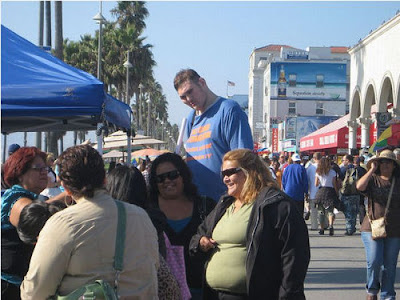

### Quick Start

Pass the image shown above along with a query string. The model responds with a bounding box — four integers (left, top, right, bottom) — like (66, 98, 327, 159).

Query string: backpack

(340, 168, 359, 195)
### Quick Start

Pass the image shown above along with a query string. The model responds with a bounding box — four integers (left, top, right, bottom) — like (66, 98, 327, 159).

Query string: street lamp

(147, 96, 151, 136)
(123, 51, 133, 105)
(93, 2, 106, 80)
(138, 83, 144, 130)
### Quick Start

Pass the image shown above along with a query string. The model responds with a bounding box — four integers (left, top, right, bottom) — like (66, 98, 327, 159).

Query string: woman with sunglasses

(356, 149, 400, 300)
(190, 149, 310, 300)
(1, 147, 54, 299)
(149, 152, 216, 299)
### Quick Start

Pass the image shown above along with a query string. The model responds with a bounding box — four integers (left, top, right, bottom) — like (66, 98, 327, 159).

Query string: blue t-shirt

(184, 97, 253, 201)
(282, 164, 309, 202)
(1, 185, 37, 230)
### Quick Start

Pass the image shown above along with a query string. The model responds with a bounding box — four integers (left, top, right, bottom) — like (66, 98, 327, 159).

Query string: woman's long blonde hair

(223, 149, 279, 204)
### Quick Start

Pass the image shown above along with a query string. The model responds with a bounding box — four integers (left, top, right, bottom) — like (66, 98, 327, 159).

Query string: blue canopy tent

(1, 25, 131, 133)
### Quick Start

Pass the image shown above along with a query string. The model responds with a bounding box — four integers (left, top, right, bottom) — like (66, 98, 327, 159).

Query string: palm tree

(111, 1, 149, 33)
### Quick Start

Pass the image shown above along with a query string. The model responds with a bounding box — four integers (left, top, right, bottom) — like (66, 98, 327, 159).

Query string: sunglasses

(380, 159, 393, 164)
(221, 167, 242, 178)
(156, 170, 180, 183)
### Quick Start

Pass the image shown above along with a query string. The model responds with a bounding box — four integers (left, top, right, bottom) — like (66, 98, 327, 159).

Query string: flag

(227, 80, 235, 86)
(369, 125, 392, 153)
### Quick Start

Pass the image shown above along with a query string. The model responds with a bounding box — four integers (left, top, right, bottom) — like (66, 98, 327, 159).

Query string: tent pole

(96, 123, 103, 156)
(127, 131, 132, 165)
(2, 134, 7, 163)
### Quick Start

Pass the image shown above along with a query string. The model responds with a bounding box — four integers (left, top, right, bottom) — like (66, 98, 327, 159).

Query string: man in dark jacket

(190, 186, 310, 300)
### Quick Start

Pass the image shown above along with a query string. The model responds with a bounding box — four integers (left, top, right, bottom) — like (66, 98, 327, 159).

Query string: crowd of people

(1, 68, 399, 300)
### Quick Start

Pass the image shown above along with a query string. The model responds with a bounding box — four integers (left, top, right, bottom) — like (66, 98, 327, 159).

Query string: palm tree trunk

(38, 1, 44, 46)
(54, 1, 63, 60)
(45, 1, 51, 47)
(48, 132, 58, 157)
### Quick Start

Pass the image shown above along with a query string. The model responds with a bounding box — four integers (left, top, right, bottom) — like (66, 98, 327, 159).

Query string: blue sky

(1, 1, 400, 149)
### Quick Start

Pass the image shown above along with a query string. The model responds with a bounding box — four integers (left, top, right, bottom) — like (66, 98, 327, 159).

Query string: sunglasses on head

(156, 170, 180, 183)
(221, 167, 242, 178)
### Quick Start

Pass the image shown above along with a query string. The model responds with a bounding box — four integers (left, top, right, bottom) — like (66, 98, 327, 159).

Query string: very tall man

(174, 69, 253, 201)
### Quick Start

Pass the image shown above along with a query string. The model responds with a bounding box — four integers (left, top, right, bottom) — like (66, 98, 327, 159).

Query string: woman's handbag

(368, 177, 395, 240)
(52, 201, 126, 300)
(163, 232, 191, 300)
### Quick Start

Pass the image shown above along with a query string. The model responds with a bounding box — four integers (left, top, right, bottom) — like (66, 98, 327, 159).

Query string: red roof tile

(255, 44, 295, 52)
(331, 47, 349, 53)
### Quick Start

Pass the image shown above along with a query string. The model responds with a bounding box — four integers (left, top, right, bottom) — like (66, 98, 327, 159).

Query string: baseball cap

(8, 144, 20, 155)
(291, 153, 301, 162)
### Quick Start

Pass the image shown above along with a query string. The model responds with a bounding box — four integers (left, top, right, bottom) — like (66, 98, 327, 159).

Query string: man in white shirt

(306, 152, 322, 230)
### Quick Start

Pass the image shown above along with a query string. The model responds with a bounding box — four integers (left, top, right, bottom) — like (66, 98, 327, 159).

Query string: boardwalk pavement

(304, 213, 400, 300)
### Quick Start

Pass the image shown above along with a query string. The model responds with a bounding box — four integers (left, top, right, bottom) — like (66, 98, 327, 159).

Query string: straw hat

(366, 149, 400, 170)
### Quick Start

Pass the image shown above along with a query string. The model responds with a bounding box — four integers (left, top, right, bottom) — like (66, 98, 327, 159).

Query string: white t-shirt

(306, 162, 319, 199)
(316, 169, 336, 188)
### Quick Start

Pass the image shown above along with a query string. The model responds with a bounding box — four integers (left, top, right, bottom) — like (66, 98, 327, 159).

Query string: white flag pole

(175, 118, 187, 154)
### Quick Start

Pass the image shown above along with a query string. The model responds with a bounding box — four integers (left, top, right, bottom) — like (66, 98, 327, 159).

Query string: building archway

(359, 83, 376, 148)
(348, 87, 361, 149)
(379, 73, 394, 112)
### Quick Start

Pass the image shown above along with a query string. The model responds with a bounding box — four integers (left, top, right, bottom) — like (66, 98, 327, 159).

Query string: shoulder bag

(53, 200, 126, 300)
(368, 177, 395, 240)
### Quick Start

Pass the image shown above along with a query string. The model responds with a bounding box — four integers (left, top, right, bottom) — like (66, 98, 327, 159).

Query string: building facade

(248, 45, 350, 152)
(348, 12, 400, 151)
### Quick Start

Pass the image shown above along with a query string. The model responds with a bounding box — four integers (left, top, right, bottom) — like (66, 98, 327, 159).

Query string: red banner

(272, 128, 278, 152)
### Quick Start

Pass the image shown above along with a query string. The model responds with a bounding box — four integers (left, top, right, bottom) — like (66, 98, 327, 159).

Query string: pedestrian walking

(315, 157, 340, 236)
(282, 153, 309, 215)
(306, 152, 322, 230)
(357, 149, 400, 300)
(340, 154, 366, 235)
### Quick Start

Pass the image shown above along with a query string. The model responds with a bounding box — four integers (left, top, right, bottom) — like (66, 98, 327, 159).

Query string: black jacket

(189, 187, 310, 300)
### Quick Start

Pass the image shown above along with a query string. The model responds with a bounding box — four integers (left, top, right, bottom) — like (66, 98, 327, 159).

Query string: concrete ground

(304, 213, 400, 300)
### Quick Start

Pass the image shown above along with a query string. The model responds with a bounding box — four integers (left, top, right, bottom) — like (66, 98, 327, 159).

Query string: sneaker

(319, 229, 324, 235)
(329, 227, 334, 236)
(344, 231, 353, 236)
(304, 211, 310, 220)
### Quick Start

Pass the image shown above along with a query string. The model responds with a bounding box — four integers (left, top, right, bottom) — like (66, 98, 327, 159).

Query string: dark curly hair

(17, 200, 66, 244)
(58, 145, 105, 198)
(106, 165, 148, 209)
(149, 153, 199, 203)
(3, 147, 47, 187)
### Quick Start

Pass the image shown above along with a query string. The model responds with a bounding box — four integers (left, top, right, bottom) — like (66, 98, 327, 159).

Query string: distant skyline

(2, 1, 400, 150)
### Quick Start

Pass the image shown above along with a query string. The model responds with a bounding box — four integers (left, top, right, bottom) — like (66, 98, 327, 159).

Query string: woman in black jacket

(189, 149, 310, 300)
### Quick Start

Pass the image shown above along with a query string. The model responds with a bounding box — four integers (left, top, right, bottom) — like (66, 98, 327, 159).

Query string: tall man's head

(174, 69, 217, 114)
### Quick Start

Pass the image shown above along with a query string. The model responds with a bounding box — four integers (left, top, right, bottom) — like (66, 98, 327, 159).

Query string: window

(289, 74, 297, 87)
(316, 103, 324, 115)
(288, 102, 296, 115)
(316, 74, 324, 88)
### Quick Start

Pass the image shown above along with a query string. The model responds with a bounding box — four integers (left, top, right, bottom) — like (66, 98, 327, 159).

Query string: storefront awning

(300, 114, 361, 151)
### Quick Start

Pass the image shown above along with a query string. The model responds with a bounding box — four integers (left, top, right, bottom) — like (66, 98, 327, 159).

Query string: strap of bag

(383, 177, 395, 219)
(370, 177, 395, 221)
(113, 201, 127, 294)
